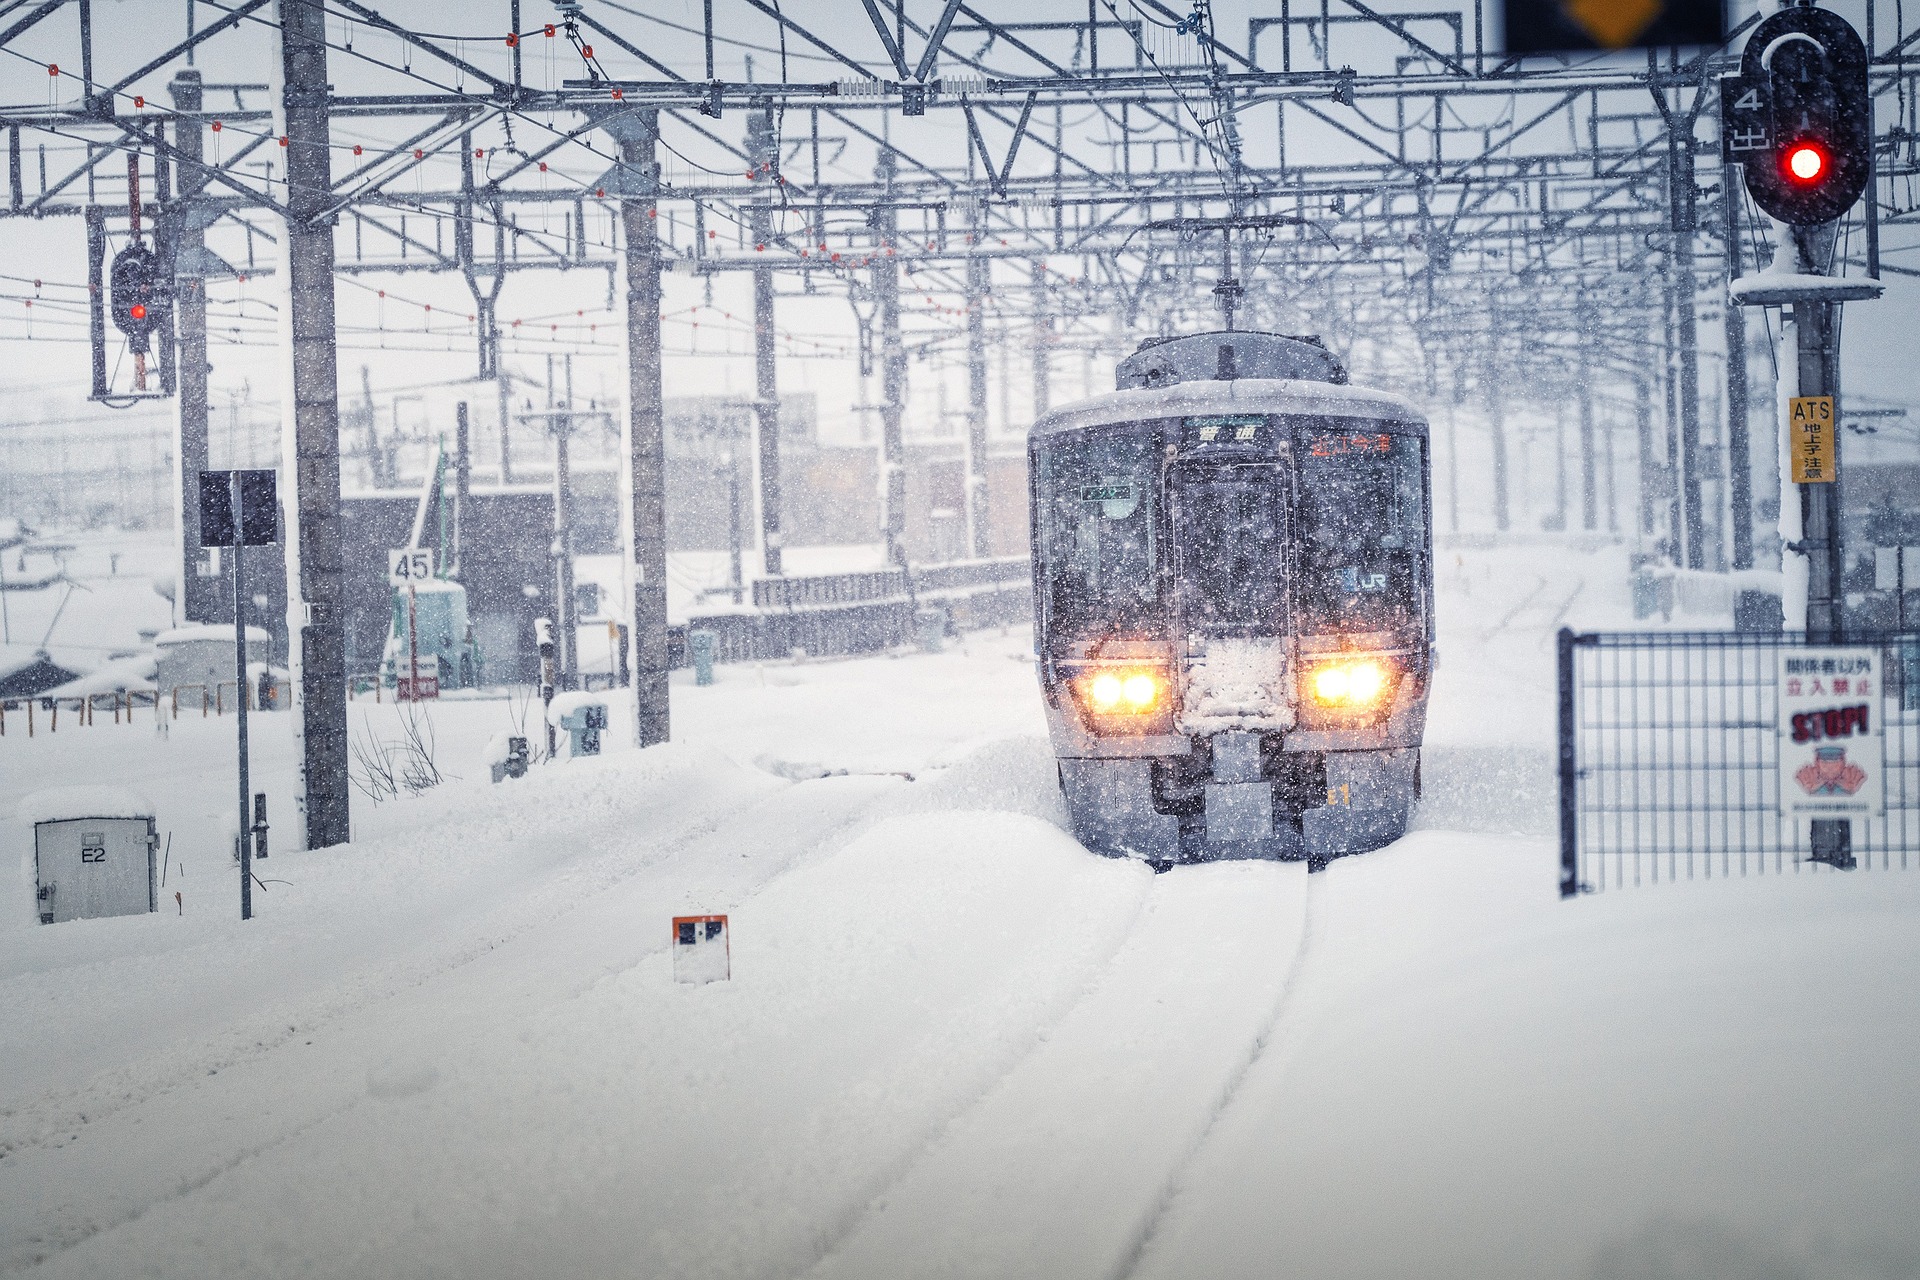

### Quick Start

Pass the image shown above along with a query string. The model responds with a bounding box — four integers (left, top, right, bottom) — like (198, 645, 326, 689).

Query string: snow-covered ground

(2, 536, 1917, 1278)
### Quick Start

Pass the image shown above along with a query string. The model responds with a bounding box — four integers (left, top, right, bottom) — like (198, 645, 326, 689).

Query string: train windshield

(1034, 427, 1163, 639)
(1295, 427, 1426, 635)
(1172, 463, 1286, 633)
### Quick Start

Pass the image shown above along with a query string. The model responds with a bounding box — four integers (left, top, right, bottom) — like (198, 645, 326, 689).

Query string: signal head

(1727, 9, 1871, 227)
(1785, 142, 1828, 185)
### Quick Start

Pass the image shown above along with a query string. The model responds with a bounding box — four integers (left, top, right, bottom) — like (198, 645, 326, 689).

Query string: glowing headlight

(1082, 670, 1162, 715)
(1309, 659, 1390, 708)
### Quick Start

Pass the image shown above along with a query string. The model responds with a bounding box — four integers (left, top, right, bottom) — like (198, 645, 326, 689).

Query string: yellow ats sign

(1789, 396, 1836, 484)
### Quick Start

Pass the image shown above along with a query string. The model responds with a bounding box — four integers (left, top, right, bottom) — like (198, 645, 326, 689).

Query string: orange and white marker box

(672, 914, 730, 984)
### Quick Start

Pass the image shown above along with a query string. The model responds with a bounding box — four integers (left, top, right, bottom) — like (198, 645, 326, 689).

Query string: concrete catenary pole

(749, 109, 783, 576)
(1031, 262, 1051, 418)
(1672, 216, 1706, 569)
(616, 108, 670, 747)
(965, 244, 992, 558)
(1576, 293, 1598, 531)
(168, 68, 216, 628)
(276, 0, 349, 849)
(875, 148, 907, 568)
(1484, 304, 1510, 533)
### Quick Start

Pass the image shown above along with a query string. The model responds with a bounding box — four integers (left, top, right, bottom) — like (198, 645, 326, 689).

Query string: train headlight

(1308, 659, 1390, 708)
(1073, 667, 1168, 731)
(1121, 673, 1159, 709)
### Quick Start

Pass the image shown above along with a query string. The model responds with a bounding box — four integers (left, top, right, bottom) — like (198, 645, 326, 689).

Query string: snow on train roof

(1027, 377, 1425, 440)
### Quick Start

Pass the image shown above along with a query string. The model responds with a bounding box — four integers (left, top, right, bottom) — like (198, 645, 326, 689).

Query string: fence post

(1558, 627, 1580, 899)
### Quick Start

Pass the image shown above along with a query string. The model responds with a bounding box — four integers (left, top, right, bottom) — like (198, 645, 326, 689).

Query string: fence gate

(1558, 629, 1920, 897)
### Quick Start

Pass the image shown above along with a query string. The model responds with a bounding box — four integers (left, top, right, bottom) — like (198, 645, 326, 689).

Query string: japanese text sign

(1789, 396, 1835, 484)
(1778, 648, 1884, 819)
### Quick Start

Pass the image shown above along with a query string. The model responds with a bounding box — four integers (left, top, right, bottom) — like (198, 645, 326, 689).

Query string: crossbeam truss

(2, 0, 1917, 847)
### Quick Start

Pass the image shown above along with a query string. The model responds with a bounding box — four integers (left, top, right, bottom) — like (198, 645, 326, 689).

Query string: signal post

(1724, 4, 1882, 866)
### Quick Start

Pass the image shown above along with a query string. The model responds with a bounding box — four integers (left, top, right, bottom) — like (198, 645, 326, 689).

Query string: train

(1027, 330, 1434, 870)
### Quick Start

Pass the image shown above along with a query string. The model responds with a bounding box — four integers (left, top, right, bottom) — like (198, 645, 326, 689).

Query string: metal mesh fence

(1558, 629, 1920, 896)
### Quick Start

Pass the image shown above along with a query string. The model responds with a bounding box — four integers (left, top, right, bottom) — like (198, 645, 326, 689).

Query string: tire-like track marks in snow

(1109, 870, 1326, 1280)
(803, 861, 1318, 1280)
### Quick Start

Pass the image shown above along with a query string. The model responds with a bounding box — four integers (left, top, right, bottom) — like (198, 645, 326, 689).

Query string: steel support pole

(619, 110, 669, 747)
(1552, 402, 1569, 530)
(965, 247, 991, 558)
(1724, 182, 1755, 571)
(234, 538, 252, 920)
(453, 401, 470, 574)
(277, 0, 348, 850)
(1795, 298, 1845, 643)
(876, 151, 906, 568)
(496, 358, 513, 484)
(169, 69, 215, 627)
(86, 204, 106, 398)
(551, 391, 577, 692)
(1576, 297, 1597, 532)
(1474, 326, 1505, 537)
(1031, 262, 1051, 418)
(1660, 275, 1684, 563)
(1674, 227, 1706, 569)
(749, 110, 783, 576)
(1796, 293, 1852, 868)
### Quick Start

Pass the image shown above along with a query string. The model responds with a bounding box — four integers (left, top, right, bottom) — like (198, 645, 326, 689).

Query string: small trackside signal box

(24, 787, 160, 924)
(673, 914, 730, 984)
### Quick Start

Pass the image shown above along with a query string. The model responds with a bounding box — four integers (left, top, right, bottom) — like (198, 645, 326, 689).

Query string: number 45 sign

(388, 547, 435, 585)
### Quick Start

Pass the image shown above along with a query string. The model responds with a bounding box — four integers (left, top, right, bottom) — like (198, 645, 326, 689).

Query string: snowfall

(2, 534, 1917, 1280)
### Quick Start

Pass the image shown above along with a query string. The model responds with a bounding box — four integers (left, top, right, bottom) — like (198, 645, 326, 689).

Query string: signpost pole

(407, 584, 419, 701)
(1796, 293, 1853, 868)
(233, 521, 252, 920)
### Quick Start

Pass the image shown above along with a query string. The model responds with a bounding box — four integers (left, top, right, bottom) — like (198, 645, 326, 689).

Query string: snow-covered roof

(41, 652, 158, 699)
(17, 784, 156, 824)
(154, 624, 272, 647)
(1028, 377, 1425, 441)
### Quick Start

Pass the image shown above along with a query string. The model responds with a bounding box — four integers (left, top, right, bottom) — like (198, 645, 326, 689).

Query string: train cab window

(1295, 428, 1426, 635)
(1034, 428, 1163, 639)
(1172, 463, 1286, 633)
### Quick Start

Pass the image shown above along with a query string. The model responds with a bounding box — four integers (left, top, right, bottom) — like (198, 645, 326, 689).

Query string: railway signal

(109, 242, 161, 346)
(1722, 7, 1871, 227)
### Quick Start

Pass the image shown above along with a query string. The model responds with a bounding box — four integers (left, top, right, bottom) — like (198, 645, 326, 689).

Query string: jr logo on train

(1028, 330, 1435, 870)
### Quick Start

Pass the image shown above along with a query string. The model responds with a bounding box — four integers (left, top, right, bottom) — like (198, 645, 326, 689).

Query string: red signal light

(129, 303, 147, 320)
(1785, 143, 1828, 185)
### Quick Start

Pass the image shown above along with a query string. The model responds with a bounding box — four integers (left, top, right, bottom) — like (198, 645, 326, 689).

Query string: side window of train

(1036, 428, 1162, 636)
(1295, 426, 1426, 635)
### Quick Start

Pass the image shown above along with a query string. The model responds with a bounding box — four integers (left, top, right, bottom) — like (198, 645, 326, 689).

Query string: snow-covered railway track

(1, 739, 1181, 1280)
(0, 754, 903, 1274)
(805, 861, 1316, 1280)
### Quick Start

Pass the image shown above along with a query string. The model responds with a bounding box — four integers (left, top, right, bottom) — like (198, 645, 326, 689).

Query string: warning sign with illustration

(1777, 648, 1885, 819)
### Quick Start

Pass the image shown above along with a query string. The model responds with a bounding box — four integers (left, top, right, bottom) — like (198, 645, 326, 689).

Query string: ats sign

(1778, 648, 1885, 819)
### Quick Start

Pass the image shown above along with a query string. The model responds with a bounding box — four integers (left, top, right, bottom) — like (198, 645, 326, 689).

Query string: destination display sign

(1182, 415, 1269, 449)
(1307, 432, 1392, 458)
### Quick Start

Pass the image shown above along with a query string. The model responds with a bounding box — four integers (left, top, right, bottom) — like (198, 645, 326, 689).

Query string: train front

(1028, 331, 1433, 869)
